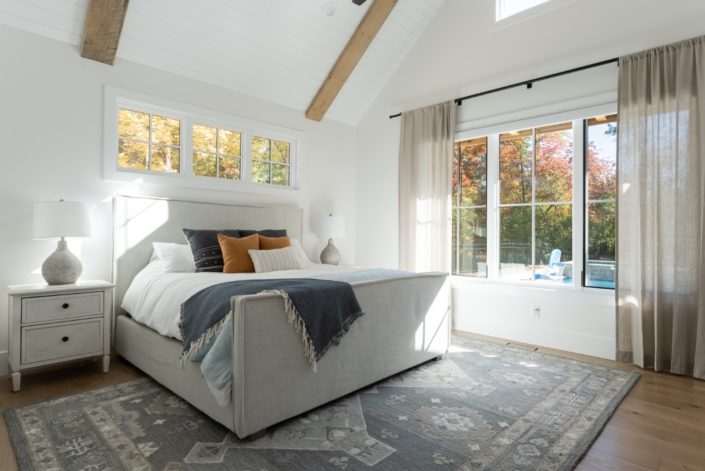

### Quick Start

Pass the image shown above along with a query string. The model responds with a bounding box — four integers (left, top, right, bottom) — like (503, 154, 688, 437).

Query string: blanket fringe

(261, 289, 319, 373)
(180, 311, 232, 367)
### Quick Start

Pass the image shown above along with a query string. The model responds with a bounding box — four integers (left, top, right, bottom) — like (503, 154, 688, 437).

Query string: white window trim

(104, 86, 303, 194)
(453, 102, 616, 293)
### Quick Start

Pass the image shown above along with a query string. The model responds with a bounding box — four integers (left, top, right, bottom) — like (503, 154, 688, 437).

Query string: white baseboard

(0, 350, 7, 377)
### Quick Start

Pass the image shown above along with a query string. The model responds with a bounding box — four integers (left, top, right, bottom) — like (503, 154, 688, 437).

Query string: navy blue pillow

(182, 229, 241, 272)
(238, 229, 288, 238)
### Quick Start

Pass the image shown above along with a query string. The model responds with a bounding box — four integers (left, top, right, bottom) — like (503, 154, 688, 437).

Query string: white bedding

(121, 262, 365, 340)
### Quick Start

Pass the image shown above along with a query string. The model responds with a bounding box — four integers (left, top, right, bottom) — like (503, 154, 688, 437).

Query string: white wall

(0, 25, 358, 375)
(355, 0, 705, 359)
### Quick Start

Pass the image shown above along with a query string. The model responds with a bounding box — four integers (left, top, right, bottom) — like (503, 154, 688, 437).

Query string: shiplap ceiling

(0, 0, 445, 125)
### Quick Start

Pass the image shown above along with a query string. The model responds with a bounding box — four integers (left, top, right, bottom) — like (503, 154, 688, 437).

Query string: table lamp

(319, 214, 345, 265)
(33, 200, 91, 285)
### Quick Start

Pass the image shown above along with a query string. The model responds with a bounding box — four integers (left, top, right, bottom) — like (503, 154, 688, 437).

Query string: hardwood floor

(0, 340, 704, 470)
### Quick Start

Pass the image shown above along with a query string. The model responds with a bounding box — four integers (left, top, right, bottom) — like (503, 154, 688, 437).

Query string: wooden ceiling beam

(306, 0, 397, 121)
(80, 0, 130, 65)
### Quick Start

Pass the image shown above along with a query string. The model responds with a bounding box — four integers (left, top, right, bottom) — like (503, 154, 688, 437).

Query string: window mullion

(147, 114, 153, 171)
(487, 133, 500, 281)
(182, 116, 192, 177)
(216, 128, 221, 179)
(454, 142, 461, 275)
(531, 128, 536, 281)
(269, 140, 274, 184)
(573, 119, 585, 288)
(242, 133, 250, 183)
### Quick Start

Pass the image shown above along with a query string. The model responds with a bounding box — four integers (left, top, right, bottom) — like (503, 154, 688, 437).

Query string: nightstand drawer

(22, 292, 104, 324)
(21, 319, 104, 365)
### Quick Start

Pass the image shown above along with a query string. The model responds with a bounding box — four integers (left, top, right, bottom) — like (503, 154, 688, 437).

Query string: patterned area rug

(5, 337, 639, 470)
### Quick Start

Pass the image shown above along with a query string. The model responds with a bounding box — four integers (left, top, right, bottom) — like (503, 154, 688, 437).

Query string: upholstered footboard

(230, 272, 450, 438)
(115, 273, 450, 439)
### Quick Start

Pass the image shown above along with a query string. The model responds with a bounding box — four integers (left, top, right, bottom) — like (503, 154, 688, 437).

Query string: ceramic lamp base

(320, 238, 341, 265)
(42, 238, 82, 285)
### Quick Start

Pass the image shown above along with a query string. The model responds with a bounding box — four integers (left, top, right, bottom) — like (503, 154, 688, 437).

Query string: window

(451, 111, 617, 289)
(585, 114, 617, 288)
(452, 137, 488, 277)
(192, 124, 242, 180)
(118, 109, 181, 173)
(251, 137, 290, 186)
(106, 87, 300, 191)
(499, 123, 573, 283)
(496, 0, 549, 21)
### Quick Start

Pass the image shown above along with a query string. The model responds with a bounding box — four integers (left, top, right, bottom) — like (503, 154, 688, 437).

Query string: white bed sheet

(121, 262, 364, 340)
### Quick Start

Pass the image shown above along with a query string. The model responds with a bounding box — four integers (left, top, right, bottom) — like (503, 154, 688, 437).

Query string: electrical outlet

(531, 306, 541, 318)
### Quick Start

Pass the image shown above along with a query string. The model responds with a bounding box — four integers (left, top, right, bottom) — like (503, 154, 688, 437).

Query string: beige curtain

(399, 101, 456, 272)
(617, 36, 705, 379)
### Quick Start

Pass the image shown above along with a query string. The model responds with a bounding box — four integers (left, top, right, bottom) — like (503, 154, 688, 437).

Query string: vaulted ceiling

(0, 0, 445, 125)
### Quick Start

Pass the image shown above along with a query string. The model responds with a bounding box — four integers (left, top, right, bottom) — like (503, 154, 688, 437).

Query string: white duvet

(121, 262, 364, 340)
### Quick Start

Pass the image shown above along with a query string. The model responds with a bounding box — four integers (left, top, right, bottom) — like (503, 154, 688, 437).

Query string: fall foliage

(452, 115, 617, 286)
(117, 108, 291, 186)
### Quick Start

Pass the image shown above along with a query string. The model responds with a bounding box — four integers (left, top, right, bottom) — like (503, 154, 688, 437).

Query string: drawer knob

(62, 303, 70, 309)
(62, 336, 69, 342)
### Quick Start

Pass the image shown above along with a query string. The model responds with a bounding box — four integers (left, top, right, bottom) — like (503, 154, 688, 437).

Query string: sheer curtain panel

(399, 101, 456, 272)
(617, 36, 705, 379)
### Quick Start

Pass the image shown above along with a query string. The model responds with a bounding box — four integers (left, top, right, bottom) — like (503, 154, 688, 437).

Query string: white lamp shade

(33, 201, 91, 239)
(320, 214, 345, 239)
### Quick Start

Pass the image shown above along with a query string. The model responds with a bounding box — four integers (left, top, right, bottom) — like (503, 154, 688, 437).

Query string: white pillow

(152, 242, 196, 273)
(290, 238, 312, 267)
(249, 246, 305, 273)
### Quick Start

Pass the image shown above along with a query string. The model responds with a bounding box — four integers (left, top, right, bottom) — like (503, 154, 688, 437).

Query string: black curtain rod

(388, 57, 619, 119)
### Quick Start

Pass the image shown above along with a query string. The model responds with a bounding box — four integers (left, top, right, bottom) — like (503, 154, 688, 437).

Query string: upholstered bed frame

(112, 195, 451, 438)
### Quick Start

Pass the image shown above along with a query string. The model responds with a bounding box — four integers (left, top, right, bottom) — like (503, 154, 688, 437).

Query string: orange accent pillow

(259, 235, 291, 250)
(218, 233, 259, 273)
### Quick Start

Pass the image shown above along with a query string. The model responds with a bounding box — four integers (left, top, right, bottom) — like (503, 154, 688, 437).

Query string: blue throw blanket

(181, 278, 364, 371)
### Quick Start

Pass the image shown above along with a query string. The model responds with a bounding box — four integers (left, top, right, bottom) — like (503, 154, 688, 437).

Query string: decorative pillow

(290, 239, 312, 267)
(152, 242, 196, 273)
(238, 229, 287, 238)
(219, 233, 259, 273)
(259, 235, 291, 250)
(182, 229, 240, 272)
(248, 246, 303, 273)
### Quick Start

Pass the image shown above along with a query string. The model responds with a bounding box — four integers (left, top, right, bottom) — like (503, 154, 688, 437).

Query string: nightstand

(5, 280, 114, 392)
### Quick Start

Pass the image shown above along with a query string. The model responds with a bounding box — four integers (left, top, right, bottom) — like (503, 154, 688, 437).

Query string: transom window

(106, 88, 300, 191)
(251, 137, 290, 185)
(452, 112, 617, 289)
(192, 124, 242, 180)
(118, 109, 181, 173)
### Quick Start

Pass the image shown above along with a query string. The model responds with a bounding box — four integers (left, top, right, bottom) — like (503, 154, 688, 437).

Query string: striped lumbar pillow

(248, 246, 303, 273)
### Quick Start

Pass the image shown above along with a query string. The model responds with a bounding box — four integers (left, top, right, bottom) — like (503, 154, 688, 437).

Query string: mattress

(121, 263, 379, 340)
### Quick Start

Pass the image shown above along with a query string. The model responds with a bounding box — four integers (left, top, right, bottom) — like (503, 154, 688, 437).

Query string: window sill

(450, 275, 614, 296)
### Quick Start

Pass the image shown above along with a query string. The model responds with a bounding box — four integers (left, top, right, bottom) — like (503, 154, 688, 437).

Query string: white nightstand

(5, 280, 114, 392)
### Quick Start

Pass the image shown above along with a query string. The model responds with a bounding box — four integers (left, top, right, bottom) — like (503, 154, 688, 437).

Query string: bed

(112, 195, 450, 439)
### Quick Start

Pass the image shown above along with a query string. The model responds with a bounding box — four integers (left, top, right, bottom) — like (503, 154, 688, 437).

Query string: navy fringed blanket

(180, 278, 364, 370)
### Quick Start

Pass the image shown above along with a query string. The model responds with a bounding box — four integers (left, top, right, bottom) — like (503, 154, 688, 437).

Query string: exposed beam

(80, 0, 129, 65)
(306, 0, 397, 121)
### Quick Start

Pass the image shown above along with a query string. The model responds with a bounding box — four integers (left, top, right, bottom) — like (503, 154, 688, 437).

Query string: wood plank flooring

(0, 336, 703, 470)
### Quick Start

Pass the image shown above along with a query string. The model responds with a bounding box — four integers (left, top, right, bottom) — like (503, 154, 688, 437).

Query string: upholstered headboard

(113, 195, 303, 317)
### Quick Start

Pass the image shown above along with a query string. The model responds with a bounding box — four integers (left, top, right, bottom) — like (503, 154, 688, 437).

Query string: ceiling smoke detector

(322, 1, 336, 16)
